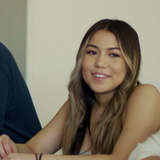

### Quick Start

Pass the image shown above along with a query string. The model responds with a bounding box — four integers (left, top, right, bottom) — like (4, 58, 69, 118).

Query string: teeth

(94, 74, 105, 78)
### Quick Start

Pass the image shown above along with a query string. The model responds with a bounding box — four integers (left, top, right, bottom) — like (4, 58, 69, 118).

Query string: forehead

(88, 30, 119, 48)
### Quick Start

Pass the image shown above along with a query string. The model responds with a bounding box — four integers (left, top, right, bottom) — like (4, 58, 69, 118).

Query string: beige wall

(0, 0, 26, 77)
(26, 0, 160, 126)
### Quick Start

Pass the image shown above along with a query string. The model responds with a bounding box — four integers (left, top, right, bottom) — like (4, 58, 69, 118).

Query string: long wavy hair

(62, 19, 141, 154)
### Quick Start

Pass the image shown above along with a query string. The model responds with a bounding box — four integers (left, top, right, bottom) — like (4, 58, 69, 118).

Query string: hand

(0, 135, 17, 158)
(142, 156, 160, 160)
(2, 153, 35, 160)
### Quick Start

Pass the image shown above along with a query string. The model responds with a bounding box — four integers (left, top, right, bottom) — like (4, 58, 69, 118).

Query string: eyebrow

(108, 47, 120, 50)
(86, 44, 99, 49)
(86, 44, 120, 51)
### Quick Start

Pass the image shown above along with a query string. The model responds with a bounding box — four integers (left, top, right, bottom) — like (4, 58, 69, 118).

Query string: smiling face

(82, 30, 127, 96)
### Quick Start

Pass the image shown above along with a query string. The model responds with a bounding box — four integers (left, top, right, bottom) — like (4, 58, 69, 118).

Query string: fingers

(142, 156, 160, 160)
(0, 135, 17, 158)
(0, 135, 8, 157)
(3, 153, 35, 160)
(7, 138, 17, 153)
(2, 153, 15, 160)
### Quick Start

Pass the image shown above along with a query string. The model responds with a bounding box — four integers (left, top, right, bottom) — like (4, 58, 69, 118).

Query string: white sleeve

(128, 130, 160, 160)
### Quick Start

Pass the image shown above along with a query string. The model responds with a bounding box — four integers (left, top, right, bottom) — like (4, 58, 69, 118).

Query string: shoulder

(127, 84, 160, 108)
(125, 84, 160, 132)
(0, 42, 12, 60)
(130, 84, 159, 99)
(0, 42, 18, 70)
(0, 42, 16, 75)
(135, 83, 159, 94)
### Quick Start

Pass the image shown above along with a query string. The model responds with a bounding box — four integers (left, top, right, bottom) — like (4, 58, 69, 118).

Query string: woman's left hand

(142, 156, 160, 160)
(2, 153, 35, 160)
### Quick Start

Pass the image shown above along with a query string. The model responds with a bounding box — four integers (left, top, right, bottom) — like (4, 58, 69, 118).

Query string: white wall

(0, 0, 26, 77)
(26, 0, 160, 126)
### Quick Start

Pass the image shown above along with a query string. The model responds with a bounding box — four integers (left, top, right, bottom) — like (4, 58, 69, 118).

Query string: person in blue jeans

(0, 42, 41, 143)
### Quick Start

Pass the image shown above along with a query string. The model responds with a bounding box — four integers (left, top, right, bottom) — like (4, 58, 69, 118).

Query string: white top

(79, 150, 91, 155)
(128, 130, 160, 160)
(79, 130, 160, 159)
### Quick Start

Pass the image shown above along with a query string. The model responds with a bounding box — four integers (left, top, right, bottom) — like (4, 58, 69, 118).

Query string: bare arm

(142, 157, 160, 160)
(0, 100, 68, 157)
(2, 84, 160, 160)
(112, 84, 160, 159)
(25, 100, 68, 153)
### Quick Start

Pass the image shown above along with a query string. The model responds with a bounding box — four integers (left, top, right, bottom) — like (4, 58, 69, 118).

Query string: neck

(95, 91, 114, 108)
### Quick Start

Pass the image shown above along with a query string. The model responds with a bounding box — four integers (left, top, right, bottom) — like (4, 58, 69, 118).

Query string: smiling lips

(92, 72, 111, 80)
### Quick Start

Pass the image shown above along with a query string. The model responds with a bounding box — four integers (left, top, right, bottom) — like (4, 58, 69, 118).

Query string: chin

(91, 86, 116, 95)
(93, 89, 113, 94)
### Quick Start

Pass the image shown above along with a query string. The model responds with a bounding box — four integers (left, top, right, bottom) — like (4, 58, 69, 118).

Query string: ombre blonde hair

(62, 19, 141, 154)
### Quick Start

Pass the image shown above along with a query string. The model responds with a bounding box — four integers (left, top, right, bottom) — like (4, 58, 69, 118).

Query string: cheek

(120, 64, 127, 81)
(81, 60, 86, 75)
(82, 57, 91, 72)
(81, 59, 88, 79)
(82, 67, 88, 86)
(115, 62, 127, 78)
(81, 58, 93, 83)
(120, 63, 127, 74)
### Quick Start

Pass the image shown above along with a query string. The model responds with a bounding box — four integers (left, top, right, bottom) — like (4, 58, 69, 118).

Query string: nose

(95, 54, 107, 68)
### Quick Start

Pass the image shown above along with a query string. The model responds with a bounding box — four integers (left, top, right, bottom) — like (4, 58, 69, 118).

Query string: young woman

(0, 19, 160, 160)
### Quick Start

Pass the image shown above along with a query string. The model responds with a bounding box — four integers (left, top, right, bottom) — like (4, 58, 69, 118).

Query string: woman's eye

(86, 50, 97, 55)
(109, 53, 120, 57)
